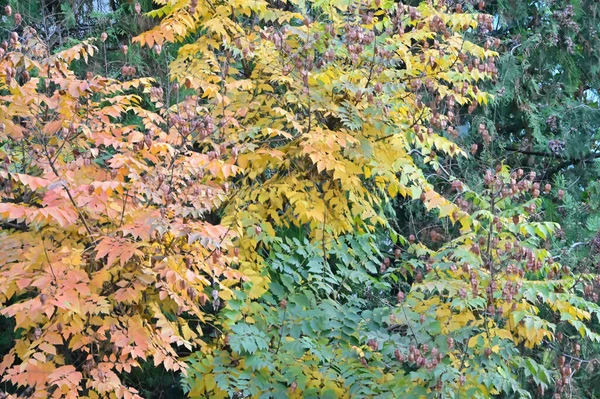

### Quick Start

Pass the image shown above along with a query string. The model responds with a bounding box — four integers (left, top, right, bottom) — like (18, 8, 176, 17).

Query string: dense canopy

(0, 0, 599, 398)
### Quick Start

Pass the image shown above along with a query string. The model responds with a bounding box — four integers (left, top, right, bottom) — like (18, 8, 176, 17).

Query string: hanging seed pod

(397, 291, 405, 303)
(187, 287, 196, 300)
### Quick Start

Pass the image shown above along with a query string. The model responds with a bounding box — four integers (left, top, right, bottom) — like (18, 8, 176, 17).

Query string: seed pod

(14, 13, 21, 25)
(529, 171, 536, 180)
(187, 287, 196, 300)
(368, 339, 378, 351)
(394, 348, 404, 362)
(397, 291, 405, 303)
(100, 32, 108, 42)
(135, 2, 141, 14)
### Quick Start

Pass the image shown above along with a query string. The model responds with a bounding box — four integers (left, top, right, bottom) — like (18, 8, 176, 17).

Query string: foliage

(446, 1, 600, 395)
(1, 0, 600, 398)
(135, 0, 498, 294)
(184, 165, 600, 398)
(463, 0, 600, 253)
(0, 26, 242, 399)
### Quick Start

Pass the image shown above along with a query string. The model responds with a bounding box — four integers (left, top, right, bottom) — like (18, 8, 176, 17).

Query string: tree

(138, 0, 599, 398)
(411, 0, 600, 396)
(1, 0, 599, 398)
(462, 0, 600, 256)
(0, 24, 242, 399)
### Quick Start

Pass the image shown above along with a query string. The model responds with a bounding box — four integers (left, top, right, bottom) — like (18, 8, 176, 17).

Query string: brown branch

(542, 152, 600, 180)
(506, 146, 600, 179)
(42, 144, 95, 238)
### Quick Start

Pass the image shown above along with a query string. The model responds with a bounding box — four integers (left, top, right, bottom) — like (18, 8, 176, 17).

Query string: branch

(506, 146, 600, 179)
(542, 152, 600, 179)
(0, 221, 28, 232)
(506, 146, 559, 158)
